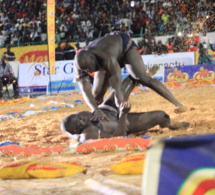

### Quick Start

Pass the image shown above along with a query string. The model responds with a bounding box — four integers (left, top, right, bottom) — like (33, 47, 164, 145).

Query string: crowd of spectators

(0, 0, 214, 51)
(138, 28, 215, 55)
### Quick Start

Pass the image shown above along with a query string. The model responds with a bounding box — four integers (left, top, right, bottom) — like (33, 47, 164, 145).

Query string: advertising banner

(47, 80, 80, 95)
(122, 52, 195, 82)
(47, 0, 56, 74)
(17, 54, 201, 95)
(18, 60, 77, 94)
(142, 134, 215, 195)
(141, 52, 195, 70)
(0, 43, 75, 64)
(164, 64, 215, 88)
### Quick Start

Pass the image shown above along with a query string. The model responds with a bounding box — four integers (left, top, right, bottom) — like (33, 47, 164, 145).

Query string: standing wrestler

(74, 31, 187, 121)
(61, 75, 189, 142)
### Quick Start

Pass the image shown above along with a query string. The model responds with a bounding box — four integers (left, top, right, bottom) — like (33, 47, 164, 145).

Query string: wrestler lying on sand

(61, 75, 189, 142)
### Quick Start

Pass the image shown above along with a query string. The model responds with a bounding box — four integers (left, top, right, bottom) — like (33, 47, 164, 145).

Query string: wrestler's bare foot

(169, 121, 190, 130)
(174, 105, 188, 114)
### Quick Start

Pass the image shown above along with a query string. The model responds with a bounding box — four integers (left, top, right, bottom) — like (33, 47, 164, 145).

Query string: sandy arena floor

(0, 86, 215, 194)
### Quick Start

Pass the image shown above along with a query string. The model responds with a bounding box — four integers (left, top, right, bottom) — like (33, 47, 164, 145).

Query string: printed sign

(18, 60, 76, 94)
(164, 64, 215, 88)
(47, 80, 80, 95)
(122, 52, 195, 81)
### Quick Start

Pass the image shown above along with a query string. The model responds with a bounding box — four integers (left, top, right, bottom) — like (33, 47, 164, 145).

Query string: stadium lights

(177, 32, 183, 37)
(130, 1, 135, 8)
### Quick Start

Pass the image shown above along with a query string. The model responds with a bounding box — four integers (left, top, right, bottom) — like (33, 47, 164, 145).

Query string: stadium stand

(0, 0, 214, 54)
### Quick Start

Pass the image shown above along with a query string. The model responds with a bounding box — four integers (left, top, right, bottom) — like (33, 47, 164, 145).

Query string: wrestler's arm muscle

(75, 67, 98, 111)
(108, 61, 124, 107)
(113, 102, 131, 136)
(94, 50, 125, 107)
(79, 78, 99, 111)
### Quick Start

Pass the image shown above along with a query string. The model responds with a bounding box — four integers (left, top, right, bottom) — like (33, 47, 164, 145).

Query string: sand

(0, 86, 215, 194)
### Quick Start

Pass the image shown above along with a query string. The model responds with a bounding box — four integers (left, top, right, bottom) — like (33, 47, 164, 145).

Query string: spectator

(119, 14, 133, 31)
(198, 43, 215, 65)
(14, 19, 24, 37)
(1, 26, 8, 38)
(86, 28, 94, 40)
(58, 25, 67, 41)
(172, 29, 185, 52)
(3, 45, 15, 61)
(188, 43, 199, 52)
(180, 0, 188, 16)
(30, 26, 41, 42)
(146, 5, 156, 20)
(0, 32, 6, 47)
(55, 42, 64, 61)
(161, 10, 170, 26)
(10, 31, 20, 46)
(4, 33, 12, 46)
(21, 29, 31, 45)
(75, 42, 82, 54)
(85, 39, 90, 47)
(156, 40, 168, 55)
(139, 29, 157, 55)
(40, 28, 47, 43)
(123, 26, 134, 37)
(156, 15, 165, 34)
(93, 27, 100, 38)
(166, 37, 174, 53)
(63, 41, 76, 60)
(199, 30, 214, 51)
(0, 54, 19, 100)
(162, 0, 172, 9)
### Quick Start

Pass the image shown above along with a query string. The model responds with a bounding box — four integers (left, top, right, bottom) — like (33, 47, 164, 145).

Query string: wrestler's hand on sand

(119, 102, 131, 115)
(91, 108, 110, 121)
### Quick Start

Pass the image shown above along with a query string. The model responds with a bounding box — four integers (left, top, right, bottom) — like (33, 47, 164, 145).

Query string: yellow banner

(0, 42, 75, 63)
(47, 0, 55, 74)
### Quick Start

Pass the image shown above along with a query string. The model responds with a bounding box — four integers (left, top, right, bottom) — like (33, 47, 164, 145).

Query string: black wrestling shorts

(117, 32, 138, 53)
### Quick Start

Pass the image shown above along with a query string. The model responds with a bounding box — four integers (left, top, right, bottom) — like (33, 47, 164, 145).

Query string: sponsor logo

(19, 51, 48, 63)
(27, 62, 74, 82)
(168, 68, 189, 82)
(194, 67, 215, 80)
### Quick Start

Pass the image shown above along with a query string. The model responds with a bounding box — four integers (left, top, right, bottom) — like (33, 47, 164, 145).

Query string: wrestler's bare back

(83, 34, 124, 61)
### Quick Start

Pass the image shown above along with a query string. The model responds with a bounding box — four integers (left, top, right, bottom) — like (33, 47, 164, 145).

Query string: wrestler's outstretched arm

(76, 75, 109, 121)
(93, 70, 110, 105)
(113, 102, 131, 136)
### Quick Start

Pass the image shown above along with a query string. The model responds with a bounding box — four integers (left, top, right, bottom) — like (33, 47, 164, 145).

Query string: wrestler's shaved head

(75, 50, 99, 73)
(61, 114, 85, 134)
